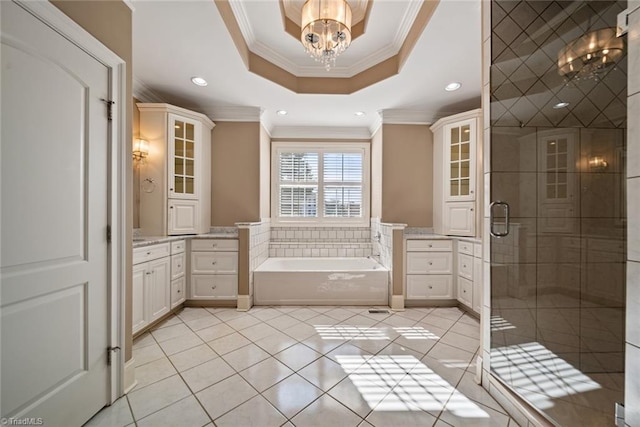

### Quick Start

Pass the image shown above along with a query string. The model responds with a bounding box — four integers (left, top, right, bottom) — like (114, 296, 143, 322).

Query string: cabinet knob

(470, 208, 474, 212)
(211, 285, 217, 290)
(470, 190, 474, 194)
(146, 272, 151, 276)
(429, 262, 433, 265)
(463, 264, 467, 268)
(170, 206, 174, 209)
(212, 244, 217, 247)
(146, 251, 151, 255)
(177, 289, 181, 293)
(177, 264, 181, 268)
(428, 244, 433, 248)
(428, 285, 433, 289)
(212, 261, 217, 265)
(170, 188, 174, 191)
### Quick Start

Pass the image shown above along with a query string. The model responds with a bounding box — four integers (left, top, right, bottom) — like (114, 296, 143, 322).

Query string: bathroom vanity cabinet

(189, 238, 238, 301)
(137, 103, 215, 236)
(405, 239, 454, 300)
(132, 242, 172, 334)
(431, 109, 482, 237)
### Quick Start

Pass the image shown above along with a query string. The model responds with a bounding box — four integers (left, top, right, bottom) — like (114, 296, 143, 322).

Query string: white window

(272, 142, 370, 226)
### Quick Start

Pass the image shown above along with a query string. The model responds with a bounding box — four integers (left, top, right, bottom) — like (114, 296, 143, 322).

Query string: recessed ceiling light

(277, 110, 288, 116)
(553, 102, 570, 109)
(445, 82, 461, 91)
(191, 76, 208, 87)
(355, 111, 365, 116)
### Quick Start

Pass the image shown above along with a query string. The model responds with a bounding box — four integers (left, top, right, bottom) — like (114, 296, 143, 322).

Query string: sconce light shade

(133, 138, 149, 161)
(588, 155, 608, 170)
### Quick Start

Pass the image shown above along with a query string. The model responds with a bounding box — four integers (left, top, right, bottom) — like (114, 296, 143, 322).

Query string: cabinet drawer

(191, 239, 238, 252)
(171, 240, 186, 254)
(474, 242, 482, 258)
(457, 241, 474, 256)
(407, 239, 452, 252)
(406, 252, 452, 275)
(191, 251, 238, 274)
(171, 276, 185, 308)
(133, 243, 170, 265)
(171, 253, 185, 280)
(457, 276, 473, 307)
(458, 253, 473, 280)
(191, 275, 237, 299)
(406, 275, 453, 299)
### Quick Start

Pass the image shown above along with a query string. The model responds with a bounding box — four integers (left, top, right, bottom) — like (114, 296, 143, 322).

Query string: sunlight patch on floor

(336, 355, 489, 417)
(491, 342, 601, 409)
(314, 325, 389, 340)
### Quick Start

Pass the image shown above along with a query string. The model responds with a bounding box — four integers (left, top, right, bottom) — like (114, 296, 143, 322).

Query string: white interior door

(1, 2, 110, 425)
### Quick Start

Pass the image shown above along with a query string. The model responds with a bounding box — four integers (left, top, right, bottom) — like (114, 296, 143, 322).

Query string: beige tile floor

(85, 306, 519, 427)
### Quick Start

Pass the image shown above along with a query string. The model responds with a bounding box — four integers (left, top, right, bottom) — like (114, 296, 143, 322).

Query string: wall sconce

(133, 138, 149, 161)
(589, 156, 608, 170)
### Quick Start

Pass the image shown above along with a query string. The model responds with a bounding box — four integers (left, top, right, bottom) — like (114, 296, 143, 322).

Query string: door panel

(1, 2, 110, 424)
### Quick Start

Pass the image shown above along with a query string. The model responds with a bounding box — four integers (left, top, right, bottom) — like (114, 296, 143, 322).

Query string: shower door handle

(490, 201, 510, 237)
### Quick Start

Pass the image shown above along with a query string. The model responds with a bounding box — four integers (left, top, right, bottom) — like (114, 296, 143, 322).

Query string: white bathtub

(253, 257, 389, 305)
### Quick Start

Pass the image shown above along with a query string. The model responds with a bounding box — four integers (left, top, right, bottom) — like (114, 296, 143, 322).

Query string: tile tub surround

(237, 220, 271, 311)
(372, 219, 406, 310)
(88, 306, 519, 427)
(269, 226, 372, 257)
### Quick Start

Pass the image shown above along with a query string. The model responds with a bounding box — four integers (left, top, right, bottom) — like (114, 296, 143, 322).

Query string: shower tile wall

(626, 3, 640, 426)
(269, 227, 372, 257)
(489, 1, 627, 425)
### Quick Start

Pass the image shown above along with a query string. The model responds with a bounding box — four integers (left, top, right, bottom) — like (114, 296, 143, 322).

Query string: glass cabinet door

(445, 120, 476, 201)
(169, 114, 198, 199)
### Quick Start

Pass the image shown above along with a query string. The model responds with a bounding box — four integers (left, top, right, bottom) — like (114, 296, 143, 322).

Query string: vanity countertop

(133, 231, 238, 248)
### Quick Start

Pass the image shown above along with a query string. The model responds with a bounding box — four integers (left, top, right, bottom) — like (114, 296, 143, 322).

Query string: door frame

(15, 1, 128, 404)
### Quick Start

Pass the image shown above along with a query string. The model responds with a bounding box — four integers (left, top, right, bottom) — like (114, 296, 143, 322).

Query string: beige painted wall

(381, 124, 433, 227)
(259, 125, 271, 219)
(51, 0, 134, 361)
(371, 127, 383, 218)
(212, 122, 261, 225)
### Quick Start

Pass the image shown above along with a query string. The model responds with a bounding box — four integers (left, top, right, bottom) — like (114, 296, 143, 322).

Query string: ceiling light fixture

(277, 110, 288, 116)
(553, 102, 570, 109)
(355, 111, 365, 116)
(191, 76, 208, 87)
(301, 0, 352, 71)
(445, 82, 461, 91)
(557, 28, 624, 83)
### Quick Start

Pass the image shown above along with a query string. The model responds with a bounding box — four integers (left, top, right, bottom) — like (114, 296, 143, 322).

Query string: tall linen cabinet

(137, 103, 215, 235)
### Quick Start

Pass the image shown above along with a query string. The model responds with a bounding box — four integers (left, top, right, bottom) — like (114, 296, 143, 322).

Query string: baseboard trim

(123, 358, 137, 394)
(237, 295, 253, 311)
(390, 295, 405, 311)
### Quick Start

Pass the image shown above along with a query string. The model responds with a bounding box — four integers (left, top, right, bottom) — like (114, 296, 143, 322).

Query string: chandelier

(301, 0, 352, 71)
(557, 28, 624, 83)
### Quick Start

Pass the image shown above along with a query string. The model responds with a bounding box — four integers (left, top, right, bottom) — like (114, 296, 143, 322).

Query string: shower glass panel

(489, 1, 626, 425)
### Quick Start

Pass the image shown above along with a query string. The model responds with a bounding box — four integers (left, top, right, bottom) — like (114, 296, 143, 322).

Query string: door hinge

(107, 346, 121, 366)
(106, 225, 112, 244)
(100, 98, 115, 121)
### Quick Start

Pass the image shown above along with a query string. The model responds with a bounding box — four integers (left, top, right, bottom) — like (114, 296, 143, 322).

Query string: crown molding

(380, 109, 433, 125)
(271, 126, 372, 139)
(393, 0, 423, 51)
(228, 0, 420, 79)
(133, 78, 165, 103)
(229, 0, 256, 46)
(208, 106, 263, 122)
(122, 0, 135, 12)
(369, 114, 383, 136)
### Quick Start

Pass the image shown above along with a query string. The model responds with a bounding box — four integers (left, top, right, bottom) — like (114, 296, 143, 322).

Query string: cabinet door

(445, 119, 476, 201)
(168, 199, 199, 235)
(191, 251, 238, 274)
(171, 276, 186, 309)
(168, 114, 199, 200)
(132, 263, 148, 334)
(445, 202, 475, 236)
(148, 257, 171, 323)
(457, 276, 473, 307)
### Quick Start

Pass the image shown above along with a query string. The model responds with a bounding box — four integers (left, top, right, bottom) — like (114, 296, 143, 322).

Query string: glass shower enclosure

(488, 1, 627, 425)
